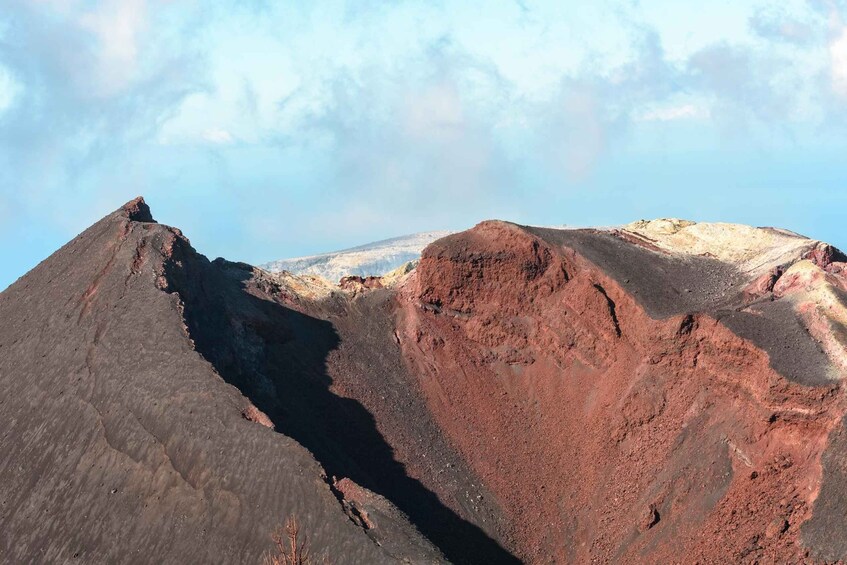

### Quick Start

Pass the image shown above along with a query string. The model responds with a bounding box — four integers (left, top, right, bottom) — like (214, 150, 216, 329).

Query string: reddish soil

(2, 202, 847, 564)
(395, 221, 846, 563)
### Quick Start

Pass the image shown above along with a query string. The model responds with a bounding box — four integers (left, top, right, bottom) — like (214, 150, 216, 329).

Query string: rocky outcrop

(339, 275, 384, 292)
(397, 220, 847, 563)
(2, 202, 847, 564)
(0, 199, 440, 564)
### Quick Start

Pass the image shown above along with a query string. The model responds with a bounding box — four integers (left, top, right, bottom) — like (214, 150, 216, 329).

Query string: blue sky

(1, 0, 846, 290)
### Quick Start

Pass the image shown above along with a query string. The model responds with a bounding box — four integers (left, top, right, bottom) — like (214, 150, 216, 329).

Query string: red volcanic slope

(1, 199, 847, 564)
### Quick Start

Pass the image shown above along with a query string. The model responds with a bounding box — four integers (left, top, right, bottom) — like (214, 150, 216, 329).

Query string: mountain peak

(5, 202, 847, 564)
(121, 196, 156, 223)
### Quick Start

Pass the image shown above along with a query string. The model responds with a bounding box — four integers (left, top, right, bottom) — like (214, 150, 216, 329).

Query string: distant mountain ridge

(261, 231, 454, 282)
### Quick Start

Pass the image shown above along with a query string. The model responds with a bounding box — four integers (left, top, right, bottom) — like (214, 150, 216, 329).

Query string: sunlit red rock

(1, 200, 846, 564)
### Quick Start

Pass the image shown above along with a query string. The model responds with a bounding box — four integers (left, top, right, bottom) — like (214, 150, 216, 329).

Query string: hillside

(2, 198, 847, 563)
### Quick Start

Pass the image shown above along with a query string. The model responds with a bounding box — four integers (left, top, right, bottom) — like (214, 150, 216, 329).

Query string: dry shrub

(263, 517, 330, 565)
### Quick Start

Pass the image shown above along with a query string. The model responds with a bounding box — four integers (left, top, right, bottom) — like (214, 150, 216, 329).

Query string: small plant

(264, 516, 329, 565)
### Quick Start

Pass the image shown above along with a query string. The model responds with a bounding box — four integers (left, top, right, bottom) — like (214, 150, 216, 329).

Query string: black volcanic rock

(3, 200, 847, 565)
(0, 199, 441, 564)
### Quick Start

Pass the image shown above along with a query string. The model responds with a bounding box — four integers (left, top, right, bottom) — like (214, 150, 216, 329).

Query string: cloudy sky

(1, 0, 846, 289)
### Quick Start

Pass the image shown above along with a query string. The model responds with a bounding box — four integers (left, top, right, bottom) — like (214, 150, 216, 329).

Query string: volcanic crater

(1, 199, 847, 564)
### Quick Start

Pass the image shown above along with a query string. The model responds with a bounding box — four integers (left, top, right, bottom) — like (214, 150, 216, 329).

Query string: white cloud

(543, 86, 607, 179)
(635, 104, 710, 122)
(831, 25, 847, 98)
(404, 83, 465, 139)
(0, 66, 21, 115)
(78, 0, 148, 96)
(749, 7, 815, 45)
(4, 0, 847, 252)
(203, 128, 235, 144)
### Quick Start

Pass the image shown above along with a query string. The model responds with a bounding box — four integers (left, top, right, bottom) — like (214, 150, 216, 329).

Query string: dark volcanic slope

(0, 200, 441, 564)
(161, 231, 516, 564)
(526, 226, 833, 386)
(525, 226, 745, 317)
(3, 204, 847, 564)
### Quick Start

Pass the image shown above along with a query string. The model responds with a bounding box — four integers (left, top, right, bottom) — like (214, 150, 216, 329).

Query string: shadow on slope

(162, 249, 519, 565)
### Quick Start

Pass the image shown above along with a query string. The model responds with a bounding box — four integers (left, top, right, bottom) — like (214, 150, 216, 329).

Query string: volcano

(2, 199, 847, 564)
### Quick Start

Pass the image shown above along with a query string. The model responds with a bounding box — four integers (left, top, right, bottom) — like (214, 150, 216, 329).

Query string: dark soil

(2, 203, 846, 564)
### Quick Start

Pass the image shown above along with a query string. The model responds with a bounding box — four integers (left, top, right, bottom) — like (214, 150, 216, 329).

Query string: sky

(1, 0, 846, 290)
